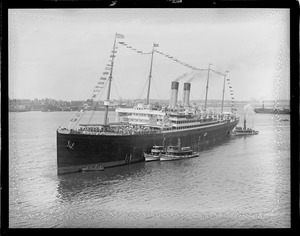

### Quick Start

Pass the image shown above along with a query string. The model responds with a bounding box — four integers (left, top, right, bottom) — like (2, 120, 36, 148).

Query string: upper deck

(58, 103, 239, 136)
(116, 103, 237, 129)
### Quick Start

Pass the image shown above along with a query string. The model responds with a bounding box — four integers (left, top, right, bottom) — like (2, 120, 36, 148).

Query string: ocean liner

(57, 33, 239, 175)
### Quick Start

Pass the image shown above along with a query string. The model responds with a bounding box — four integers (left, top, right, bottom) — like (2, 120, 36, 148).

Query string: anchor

(67, 140, 75, 149)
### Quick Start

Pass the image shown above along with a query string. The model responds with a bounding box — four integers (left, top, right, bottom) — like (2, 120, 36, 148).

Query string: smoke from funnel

(174, 71, 196, 82)
(243, 104, 253, 120)
(186, 71, 201, 83)
(174, 73, 189, 82)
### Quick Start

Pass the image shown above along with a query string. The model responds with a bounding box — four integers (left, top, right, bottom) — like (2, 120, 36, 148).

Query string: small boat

(231, 117, 258, 135)
(144, 145, 166, 162)
(232, 126, 259, 135)
(160, 145, 199, 161)
(80, 164, 104, 172)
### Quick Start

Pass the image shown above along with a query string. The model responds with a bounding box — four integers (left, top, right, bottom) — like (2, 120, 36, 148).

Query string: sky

(8, 8, 290, 103)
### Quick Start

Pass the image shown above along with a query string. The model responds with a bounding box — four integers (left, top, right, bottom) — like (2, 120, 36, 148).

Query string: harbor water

(8, 107, 290, 228)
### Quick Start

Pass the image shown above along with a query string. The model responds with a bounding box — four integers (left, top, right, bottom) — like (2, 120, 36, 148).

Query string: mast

(103, 34, 118, 125)
(221, 71, 229, 113)
(204, 63, 212, 110)
(146, 43, 156, 105)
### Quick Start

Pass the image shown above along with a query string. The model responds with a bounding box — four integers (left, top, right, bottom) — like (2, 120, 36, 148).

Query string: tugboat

(231, 116, 259, 136)
(254, 101, 290, 114)
(144, 145, 166, 162)
(160, 139, 199, 161)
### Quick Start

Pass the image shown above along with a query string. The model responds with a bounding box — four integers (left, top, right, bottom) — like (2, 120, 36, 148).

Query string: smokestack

(169, 81, 179, 109)
(183, 82, 191, 106)
(244, 115, 247, 130)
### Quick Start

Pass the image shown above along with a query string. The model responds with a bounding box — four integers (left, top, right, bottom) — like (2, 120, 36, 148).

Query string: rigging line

(87, 109, 96, 125)
(81, 71, 107, 102)
(223, 91, 231, 111)
(207, 88, 218, 110)
(97, 80, 109, 100)
(59, 112, 75, 128)
(151, 76, 161, 100)
(137, 77, 148, 99)
(118, 41, 152, 55)
(87, 86, 104, 124)
(93, 79, 108, 102)
(71, 110, 87, 129)
(154, 49, 208, 71)
(85, 50, 115, 101)
(217, 93, 224, 111)
(63, 82, 104, 129)
(199, 85, 207, 107)
(112, 79, 121, 100)
(87, 72, 110, 101)
(113, 51, 128, 99)
(161, 88, 170, 100)
(110, 58, 121, 100)
(60, 95, 94, 129)
(135, 56, 152, 100)
(211, 69, 225, 77)
(81, 74, 105, 102)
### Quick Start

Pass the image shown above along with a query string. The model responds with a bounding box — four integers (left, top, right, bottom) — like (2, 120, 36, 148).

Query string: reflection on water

(56, 137, 232, 204)
(9, 110, 290, 228)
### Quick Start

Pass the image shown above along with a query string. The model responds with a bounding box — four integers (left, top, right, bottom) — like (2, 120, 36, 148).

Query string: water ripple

(9, 111, 290, 228)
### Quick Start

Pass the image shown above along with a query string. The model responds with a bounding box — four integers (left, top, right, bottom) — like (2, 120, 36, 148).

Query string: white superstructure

(115, 103, 237, 132)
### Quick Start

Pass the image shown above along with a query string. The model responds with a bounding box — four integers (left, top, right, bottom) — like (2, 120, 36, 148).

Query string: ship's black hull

(57, 119, 239, 174)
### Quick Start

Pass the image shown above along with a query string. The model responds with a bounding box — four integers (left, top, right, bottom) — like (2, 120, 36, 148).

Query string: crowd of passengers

(68, 125, 160, 135)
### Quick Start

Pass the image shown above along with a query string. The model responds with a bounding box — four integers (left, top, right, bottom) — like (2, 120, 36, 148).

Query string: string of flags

(91, 33, 125, 100)
(226, 76, 235, 110)
(118, 41, 152, 55)
(154, 49, 235, 109)
(116, 40, 229, 79)
(210, 69, 225, 77)
(91, 63, 110, 100)
(89, 33, 236, 110)
(210, 69, 235, 110)
(154, 49, 208, 71)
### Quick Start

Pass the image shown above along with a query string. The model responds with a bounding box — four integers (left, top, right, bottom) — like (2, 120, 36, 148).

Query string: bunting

(118, 41, 152, 55)
(211, 69, 226, 76)
(225, 76, 235, 110)
(118, 41, 227, 75)
(90, 36, 237, 111)
(156, 48, 236, 108)
(154, 49, 208, 71)
(90, 35, 125, 100)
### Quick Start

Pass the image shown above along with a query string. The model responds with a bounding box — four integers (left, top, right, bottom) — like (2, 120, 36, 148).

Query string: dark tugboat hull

(254, 108, 290, 114)
(57, 119, 239, 175)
